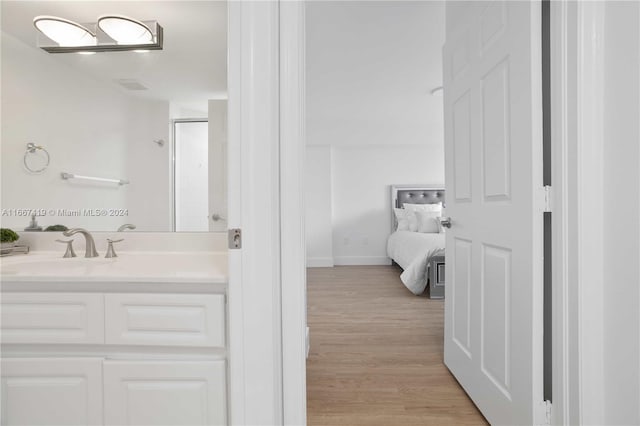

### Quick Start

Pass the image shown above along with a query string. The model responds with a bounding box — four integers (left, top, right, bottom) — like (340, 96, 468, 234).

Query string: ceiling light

(33, 16, 96, 47)
(430, 86, 444, 97)
(98, 15, 153, 45)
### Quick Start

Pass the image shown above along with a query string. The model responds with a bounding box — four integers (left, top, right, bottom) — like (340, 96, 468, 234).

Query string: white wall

(601, 3, 640, 424)
(207, 100, 228, 233)
(331, 146, 443, 265)
(305, 1, 445, 266)
(305, 146, 333, 267)
(1, 32, 170, 232)
(124, 100, 172, 231)
(170, 101, 208, 120)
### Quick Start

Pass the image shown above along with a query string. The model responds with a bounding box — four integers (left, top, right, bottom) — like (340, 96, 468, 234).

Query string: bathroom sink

(1, 257, 113, 275)
(0, 251, 227, 283)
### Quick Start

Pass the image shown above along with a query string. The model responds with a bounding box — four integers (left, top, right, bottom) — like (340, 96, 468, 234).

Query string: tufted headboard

(390, 184, 445, 232)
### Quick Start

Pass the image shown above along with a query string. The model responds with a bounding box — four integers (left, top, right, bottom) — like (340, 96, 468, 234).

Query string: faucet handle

(105, 238, 124, 258)
(55, 239, 77, 258)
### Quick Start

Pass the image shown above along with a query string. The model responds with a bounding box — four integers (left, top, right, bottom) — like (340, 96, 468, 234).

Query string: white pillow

(403, 203, 443, 214)
(393, 208, 418, 232)
(393, 208, 409, 231)
(415, 211, 441, 233)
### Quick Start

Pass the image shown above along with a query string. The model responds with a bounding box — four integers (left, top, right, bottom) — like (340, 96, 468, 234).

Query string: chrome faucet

(62, 228, 99, 258)
(117, 224, 136, 232)
(105, 238, 124, 258)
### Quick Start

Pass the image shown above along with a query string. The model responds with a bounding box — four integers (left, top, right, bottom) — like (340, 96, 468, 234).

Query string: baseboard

(306, 257, 334, 267)
(333, 256, 392, 266)
(306, 326, 310, 359)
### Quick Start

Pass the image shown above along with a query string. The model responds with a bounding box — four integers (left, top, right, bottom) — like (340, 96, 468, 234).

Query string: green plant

(45, 225, 69, 232)
(0, 228, 20, 243)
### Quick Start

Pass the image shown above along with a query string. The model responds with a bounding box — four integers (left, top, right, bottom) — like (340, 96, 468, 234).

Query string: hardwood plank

(306, 265, 487, 426)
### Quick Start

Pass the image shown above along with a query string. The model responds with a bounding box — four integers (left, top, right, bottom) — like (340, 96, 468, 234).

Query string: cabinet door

(104, 360, 227, 426)
(1, 358, 103, 426)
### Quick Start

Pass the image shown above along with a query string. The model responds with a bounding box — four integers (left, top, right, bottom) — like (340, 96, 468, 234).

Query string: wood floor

(306, 265, 487, 426)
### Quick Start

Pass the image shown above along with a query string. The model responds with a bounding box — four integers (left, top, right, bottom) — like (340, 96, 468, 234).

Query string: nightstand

(428, 254, 445, 299)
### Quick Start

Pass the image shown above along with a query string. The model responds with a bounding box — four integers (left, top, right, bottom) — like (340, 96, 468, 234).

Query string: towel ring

(23, 143, 50, 174)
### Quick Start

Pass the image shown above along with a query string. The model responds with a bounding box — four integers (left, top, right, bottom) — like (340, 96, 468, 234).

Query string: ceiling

(1, 1, 228, 103)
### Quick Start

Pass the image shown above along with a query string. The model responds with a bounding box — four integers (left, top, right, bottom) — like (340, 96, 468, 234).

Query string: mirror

(0, 1, 228, 232)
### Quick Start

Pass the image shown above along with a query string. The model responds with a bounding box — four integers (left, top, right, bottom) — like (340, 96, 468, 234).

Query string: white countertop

(0, 251, 228, 284)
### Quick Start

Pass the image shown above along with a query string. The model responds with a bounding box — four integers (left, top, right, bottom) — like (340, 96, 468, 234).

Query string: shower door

(173, 120, 209, 232)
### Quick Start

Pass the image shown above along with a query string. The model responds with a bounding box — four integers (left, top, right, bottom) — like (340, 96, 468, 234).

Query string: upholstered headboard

(390, 184, 445, 232)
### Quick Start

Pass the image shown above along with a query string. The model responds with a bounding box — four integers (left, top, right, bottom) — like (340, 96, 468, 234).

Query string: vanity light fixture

(97, 15, 153, 45)
(34, 14, 163, 54)
(33, 16, 97, 47)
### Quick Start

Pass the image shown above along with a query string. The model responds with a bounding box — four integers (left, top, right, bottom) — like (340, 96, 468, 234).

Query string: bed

(387, 185, 446, 296)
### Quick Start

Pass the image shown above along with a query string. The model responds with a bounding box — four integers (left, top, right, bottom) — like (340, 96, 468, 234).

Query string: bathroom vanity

(0, 252, 228, 426)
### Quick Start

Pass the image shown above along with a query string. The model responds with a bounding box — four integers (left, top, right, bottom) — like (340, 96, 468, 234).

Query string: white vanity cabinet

(104, 293, 226, 348)
(1, 293, 105, 344)
(1, 289, 228, 426)
(103, 360, 226, 426)
(1, 358, 103, 426)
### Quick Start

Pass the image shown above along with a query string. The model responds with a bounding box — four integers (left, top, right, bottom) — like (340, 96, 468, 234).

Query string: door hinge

(545, 400, 552, 425)
(537, 400, 552, 425)
(543, 185, 552, 213)
(228, 228, 242, 249)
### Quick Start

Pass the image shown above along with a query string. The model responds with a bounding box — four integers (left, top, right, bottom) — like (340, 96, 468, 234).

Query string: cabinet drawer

(1, 293, 104, 344)
(105, 293, 225, 348)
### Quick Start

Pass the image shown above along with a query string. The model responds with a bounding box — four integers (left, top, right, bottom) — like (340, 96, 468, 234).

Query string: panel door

(443, 1, 544, 424)
(1, 358, 103, 426)
(103, 360, 227, 426)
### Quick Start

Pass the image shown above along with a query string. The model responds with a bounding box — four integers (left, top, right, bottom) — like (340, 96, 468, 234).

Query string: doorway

(172, 119, 209, 232)
(303, 1, 485, 424)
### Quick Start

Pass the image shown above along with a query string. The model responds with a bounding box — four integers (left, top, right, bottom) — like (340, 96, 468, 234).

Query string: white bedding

(386, 231, 445, 295)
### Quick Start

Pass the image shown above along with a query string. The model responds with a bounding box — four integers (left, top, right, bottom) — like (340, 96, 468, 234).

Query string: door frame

(550, 1, 607, 424)
(227, 1, 307, 425)
(230, 1, 609, 425)
(227, 2, 282, 425)
(279, 1, 308, 425)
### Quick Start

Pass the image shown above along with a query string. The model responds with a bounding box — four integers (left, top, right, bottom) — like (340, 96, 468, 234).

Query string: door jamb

(228, 2, 307, 424)
(550, 1, 606, 424)
(273, 1, 613, 425)
(227, 2, 284, 424)
(279, 1, 308, 425)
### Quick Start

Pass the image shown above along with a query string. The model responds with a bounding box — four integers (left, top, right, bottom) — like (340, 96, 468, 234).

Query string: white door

(174, 120, 209, 232)
(103, 360, 226, 426)
(443, 1, 544, 424)
(1, 358, 103, 426)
